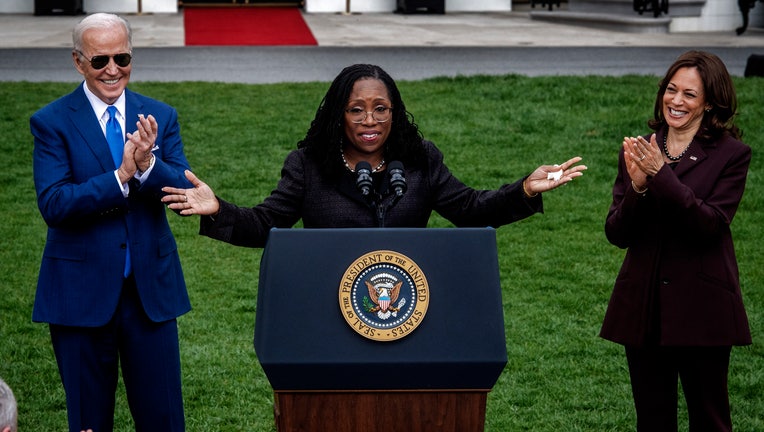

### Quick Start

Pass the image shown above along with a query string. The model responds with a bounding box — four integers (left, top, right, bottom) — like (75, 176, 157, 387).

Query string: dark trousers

(625, 345, 732, 432)
(50, 277, 185, 432)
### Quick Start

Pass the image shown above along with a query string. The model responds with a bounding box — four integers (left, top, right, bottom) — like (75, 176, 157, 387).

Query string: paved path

(0, 11, 763, 81)
(2, 12, 764, 48)
(2, 46, 762, 82)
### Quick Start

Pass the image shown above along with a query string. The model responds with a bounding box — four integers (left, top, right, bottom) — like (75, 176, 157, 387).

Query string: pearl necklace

(341, 152, 385, 173)
(663, 134, 691, 162)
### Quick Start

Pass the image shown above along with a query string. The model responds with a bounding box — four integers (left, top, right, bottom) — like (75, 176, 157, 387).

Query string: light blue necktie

(105, 106, 131, 277)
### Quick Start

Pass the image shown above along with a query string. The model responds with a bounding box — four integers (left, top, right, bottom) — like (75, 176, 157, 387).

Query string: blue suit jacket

(31, 84, 194, 326)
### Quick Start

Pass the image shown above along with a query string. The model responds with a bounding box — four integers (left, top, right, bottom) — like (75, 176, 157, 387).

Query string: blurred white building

(1, 0, 761, 33)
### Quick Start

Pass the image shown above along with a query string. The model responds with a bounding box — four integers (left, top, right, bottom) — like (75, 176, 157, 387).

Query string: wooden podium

(273, 391, 488, 431)
(255, 228, 507, 432)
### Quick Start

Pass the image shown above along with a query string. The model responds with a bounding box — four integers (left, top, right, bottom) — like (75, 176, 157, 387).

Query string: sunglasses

(76, 50, 132, 70)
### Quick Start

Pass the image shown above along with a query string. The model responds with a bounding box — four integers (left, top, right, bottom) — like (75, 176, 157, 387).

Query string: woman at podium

(162, 64, 586, 246)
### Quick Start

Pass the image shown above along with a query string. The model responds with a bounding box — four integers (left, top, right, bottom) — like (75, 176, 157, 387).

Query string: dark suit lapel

(123, 88, 145, 137)
(674, 139, 709, 177)
(67, 85, 115, 171)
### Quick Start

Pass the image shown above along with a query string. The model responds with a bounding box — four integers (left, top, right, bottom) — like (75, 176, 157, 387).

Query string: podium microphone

(389, 161, 407, 197)
(355, 161, 373, 196)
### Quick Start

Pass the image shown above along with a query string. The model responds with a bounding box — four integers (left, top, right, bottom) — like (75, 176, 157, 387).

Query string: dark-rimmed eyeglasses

(76, 50, 132, 70)
(345, 106, 392, 124)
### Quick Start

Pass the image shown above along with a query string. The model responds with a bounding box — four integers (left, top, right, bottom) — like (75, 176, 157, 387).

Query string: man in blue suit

(31, 13, 193, 432)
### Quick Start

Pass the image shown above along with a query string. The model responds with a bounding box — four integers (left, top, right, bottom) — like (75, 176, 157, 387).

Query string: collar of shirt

(81, 82, 127, 136)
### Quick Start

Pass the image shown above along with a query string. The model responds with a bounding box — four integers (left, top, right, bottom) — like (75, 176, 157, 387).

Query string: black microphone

(355, 161, 373, 196)
(388, 161, 407, 197)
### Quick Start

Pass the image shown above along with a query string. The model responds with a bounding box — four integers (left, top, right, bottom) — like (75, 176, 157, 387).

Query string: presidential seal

(339, 250, 430, 342)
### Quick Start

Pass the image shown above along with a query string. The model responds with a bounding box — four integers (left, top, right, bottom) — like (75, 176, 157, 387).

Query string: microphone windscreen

(356, 161, 372, 173)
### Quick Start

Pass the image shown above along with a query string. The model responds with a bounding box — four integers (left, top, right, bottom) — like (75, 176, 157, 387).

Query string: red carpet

(184, 7, 317, 46)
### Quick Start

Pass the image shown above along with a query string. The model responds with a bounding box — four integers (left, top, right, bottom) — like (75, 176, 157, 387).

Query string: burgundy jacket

(600, 129, 752, 347)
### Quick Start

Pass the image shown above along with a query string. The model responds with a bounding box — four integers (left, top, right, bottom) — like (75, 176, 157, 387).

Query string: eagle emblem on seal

(339, 250, 429, 341)
(364, 273, 405, 320)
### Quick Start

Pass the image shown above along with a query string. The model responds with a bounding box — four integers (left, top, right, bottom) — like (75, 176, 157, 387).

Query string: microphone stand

(376, 161, 406, 227)
(375, 193, 404, 228)
(356, 161, 406, 228)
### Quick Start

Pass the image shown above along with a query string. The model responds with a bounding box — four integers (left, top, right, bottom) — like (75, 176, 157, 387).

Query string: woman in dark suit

(600, 51, 752, 431)
(162, 64, 585, 242)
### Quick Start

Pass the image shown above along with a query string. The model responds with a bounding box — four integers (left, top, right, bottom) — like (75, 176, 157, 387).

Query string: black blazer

(200, 140, 543, 248)
(600, 130, 752, 347)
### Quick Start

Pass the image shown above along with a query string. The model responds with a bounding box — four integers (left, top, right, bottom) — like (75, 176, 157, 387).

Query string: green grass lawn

(1, 75, 762, 431)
